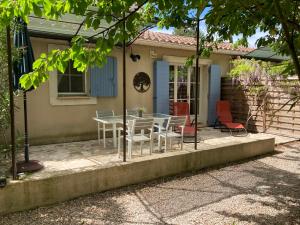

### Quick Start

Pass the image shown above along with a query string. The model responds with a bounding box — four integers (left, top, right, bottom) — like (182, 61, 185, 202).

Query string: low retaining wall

(0, 136, 274, 215)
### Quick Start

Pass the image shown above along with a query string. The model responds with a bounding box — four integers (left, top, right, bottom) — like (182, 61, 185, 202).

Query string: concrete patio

(9, 127, 290, 179)
(0, 127, 290, 215)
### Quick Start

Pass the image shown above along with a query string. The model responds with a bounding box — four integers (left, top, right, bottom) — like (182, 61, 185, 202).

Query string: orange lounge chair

(216, 100, 247, 136)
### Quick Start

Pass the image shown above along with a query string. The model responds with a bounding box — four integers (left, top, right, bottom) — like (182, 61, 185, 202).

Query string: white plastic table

(93, 113, 170, 148)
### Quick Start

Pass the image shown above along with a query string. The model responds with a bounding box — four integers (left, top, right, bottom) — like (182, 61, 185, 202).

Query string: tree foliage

(0, 0, 299, 90)
(229, 58, 300, 128)
(0, 28, 11, 153)
(0, 0, 212, 90)
(0, 25, 22, 157)
(205, 0, 300, 79)
(173, 27, 196, 37)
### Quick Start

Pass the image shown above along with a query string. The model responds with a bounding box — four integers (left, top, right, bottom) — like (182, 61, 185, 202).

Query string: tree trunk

(274, 0, 300, 80)
(286, 39, 300, 80)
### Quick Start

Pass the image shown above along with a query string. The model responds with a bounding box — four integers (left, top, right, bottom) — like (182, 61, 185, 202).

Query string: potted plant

(137, 107, 146, 117)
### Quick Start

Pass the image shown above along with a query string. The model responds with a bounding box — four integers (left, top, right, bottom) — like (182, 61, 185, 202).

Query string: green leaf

(32, 3, 42, 17)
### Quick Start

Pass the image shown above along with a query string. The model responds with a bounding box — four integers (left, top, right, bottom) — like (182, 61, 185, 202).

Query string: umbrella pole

(122, 13, 127, 162)
(194, 14, 200, 150)
(23, 91, 29, 162)
(13, 18, 43, 173)
(6, 26, 17, 180)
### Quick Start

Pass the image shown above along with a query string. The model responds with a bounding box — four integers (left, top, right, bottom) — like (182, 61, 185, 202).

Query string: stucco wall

(12, 37, 232, 145)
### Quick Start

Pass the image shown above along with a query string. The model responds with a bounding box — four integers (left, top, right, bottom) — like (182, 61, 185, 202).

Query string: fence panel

(221, 78, 300, 138)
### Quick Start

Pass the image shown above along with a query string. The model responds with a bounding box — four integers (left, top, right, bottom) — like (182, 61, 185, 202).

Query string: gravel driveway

(0, 142, 299, 225)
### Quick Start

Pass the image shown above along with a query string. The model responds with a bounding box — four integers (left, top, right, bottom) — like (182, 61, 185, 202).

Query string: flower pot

(138, 110, 143, 117)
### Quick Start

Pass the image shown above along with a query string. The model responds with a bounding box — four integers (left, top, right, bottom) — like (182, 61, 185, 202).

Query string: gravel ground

(0, 142, 299, 225)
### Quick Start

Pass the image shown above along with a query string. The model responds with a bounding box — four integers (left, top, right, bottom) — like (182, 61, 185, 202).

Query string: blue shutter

(207, 64, 221, 126)
(153, 60, 169, 114)
(90, 57, 117, 97)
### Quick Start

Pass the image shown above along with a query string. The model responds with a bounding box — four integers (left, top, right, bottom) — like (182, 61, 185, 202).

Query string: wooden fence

(221, 77, 300, 138)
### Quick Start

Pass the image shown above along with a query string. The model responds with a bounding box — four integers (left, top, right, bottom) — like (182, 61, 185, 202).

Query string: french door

(169, 65, 200, 115)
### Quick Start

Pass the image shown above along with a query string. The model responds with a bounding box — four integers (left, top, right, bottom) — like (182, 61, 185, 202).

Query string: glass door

(169, 65, 200, 115)
(177, 66, 188, 103)
(169, 65, 175, 114)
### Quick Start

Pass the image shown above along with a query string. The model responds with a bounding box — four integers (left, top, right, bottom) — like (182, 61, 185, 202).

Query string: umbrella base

(16, 160, 44, 173)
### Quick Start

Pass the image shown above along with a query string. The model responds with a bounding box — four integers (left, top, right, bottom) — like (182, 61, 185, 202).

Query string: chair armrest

(177, 125, 185, 135)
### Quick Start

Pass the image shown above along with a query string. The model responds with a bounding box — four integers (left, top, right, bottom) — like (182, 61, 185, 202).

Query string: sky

(150, 27, 267, 48)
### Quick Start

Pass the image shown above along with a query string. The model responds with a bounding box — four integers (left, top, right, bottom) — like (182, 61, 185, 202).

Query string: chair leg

(128, 140, 132, 159)
(150, 140, 153, 155)
(170, 138, 172, 150)
(164, 136, 167, 153)
(158, 135, 161, 151)
(118, 130, 120, 158)
(140, 142, 143, 155)
(103, 124, 106, 148)
(150, 133, 153, 155)
(181, 135, 183, 150)
(97, 123, 100, 145)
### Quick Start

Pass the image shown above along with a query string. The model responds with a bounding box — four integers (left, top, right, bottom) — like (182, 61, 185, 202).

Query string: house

(14, 30, 253, 145)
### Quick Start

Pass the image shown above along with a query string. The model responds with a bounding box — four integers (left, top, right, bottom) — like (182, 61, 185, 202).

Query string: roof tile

(138, 31, 254, 53)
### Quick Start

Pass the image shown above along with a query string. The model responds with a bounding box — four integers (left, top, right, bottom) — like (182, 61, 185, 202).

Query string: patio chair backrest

(173, 102, 192, 125)
(216, 101, 233, 123)
(127, 118, 154, 136)
(166, 116, 187, 131)
(96, 110, 114, 118)
(126, 109, 139, 116)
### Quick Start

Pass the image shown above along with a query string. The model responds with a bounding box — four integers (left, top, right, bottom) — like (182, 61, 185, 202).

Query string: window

(169, 65, 200, 115)
(57, 61, 86, 95)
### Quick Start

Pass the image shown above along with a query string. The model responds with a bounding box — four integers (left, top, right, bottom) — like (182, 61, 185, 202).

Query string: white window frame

(48, 44, 97, 106)
(170, 64, 200, 115)
(164, 56, 212, 124)
(57, 61, 87, 96)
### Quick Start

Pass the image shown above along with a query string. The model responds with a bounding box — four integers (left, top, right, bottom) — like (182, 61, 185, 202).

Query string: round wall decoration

(133, 72, 151, 93)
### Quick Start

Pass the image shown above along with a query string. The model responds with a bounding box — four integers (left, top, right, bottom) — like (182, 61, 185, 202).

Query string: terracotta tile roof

(138, 31, 254, 53)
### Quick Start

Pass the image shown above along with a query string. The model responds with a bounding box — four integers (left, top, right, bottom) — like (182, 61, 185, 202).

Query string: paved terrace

(4, 127, 293, 179)
(0, 137, 299, 224)
(1, 127, 295, 179)
(0, 127, 296, 215)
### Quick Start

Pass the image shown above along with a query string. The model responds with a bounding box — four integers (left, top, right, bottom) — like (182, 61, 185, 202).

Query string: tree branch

(87, 0, 149, 40)
(274, 0, 300, 80)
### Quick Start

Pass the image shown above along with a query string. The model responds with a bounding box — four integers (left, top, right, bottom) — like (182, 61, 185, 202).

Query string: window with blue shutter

(207, 64, 221, 126)
(153, 60, 169, 114)
(90, 57, 117, 97)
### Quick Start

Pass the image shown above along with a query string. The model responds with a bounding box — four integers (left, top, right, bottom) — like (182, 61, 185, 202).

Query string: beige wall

(12, 38, 232, 145)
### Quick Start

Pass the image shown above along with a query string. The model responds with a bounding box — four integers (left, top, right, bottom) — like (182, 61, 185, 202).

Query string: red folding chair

(216, 100, 247, 136)
(173, 102, 201, 142)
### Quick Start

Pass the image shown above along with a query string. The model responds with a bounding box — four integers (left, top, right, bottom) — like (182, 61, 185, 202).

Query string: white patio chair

(118, 118, 154, 159)
(96, 110, 114, 148)
(158, 116, 187, 152)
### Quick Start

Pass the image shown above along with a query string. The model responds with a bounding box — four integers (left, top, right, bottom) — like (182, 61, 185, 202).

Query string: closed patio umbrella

(13, 17, 43, 173)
